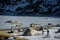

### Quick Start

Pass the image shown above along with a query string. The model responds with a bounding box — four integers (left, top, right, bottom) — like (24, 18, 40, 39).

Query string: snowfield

(0, 16, 60, 40)
(14, 27, 60, 40)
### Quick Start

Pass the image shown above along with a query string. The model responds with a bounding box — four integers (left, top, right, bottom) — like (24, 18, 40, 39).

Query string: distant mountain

(0, 0, 60, 17)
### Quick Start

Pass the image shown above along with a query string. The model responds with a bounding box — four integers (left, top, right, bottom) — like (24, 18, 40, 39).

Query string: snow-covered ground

(0, 16, 60, 40)
(0, 16, 60, 29)
(14, 27, 60, 40)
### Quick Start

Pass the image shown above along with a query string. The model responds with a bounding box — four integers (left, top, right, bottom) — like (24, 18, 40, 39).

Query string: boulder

(55, 29, 60, 33)
(22, 29, 31, 36)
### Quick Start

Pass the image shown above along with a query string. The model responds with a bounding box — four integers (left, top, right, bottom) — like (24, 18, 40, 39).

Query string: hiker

(47, 29, 49, 36)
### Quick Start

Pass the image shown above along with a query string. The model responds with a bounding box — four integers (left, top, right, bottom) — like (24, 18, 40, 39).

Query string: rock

(43, 34, 50, 38)
(30, 27, 40, 36)
(55, 29, 60, 33)
(54, 35, 60, 39)
(22, 29, 31, 36)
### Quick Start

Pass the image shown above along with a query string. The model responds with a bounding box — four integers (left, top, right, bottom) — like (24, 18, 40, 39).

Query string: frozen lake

(0, 16, 60, 29)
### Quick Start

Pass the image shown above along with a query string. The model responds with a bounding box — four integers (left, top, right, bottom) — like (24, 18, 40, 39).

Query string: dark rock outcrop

(55, 29, 60, 33)
(22, 29, 31, 36)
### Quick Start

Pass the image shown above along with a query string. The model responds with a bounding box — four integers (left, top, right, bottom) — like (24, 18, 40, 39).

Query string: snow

(12, 27, 60, 40)
(0, 16, 60, 40)
(0, 16, 60, 29)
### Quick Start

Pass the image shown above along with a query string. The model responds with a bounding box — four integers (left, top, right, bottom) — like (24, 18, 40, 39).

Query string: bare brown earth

(0, 29, 27, 40)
